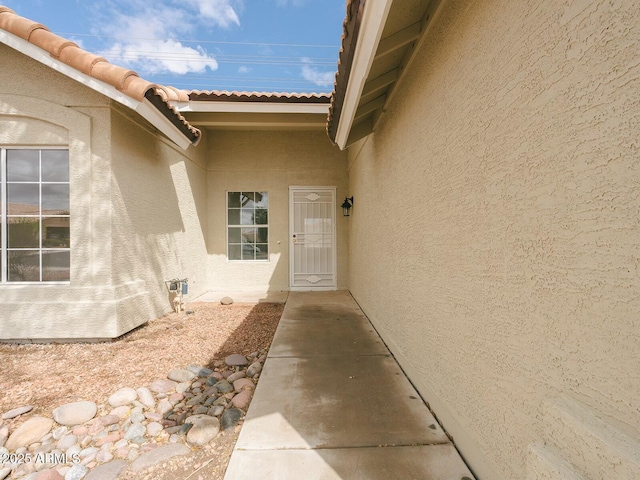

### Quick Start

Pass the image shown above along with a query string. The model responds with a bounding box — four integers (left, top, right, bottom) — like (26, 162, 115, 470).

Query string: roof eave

(179, 101, 329, 115)
(329, 0, 394, 150)
(0, 28, 199, 149)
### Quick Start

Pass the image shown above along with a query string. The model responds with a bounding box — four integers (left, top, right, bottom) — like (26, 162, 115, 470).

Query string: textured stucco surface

(110, 107, 210, 325)
(346, 1, 640, 478)
(206, 130, 348, 293)
(0, 44, 208, 339)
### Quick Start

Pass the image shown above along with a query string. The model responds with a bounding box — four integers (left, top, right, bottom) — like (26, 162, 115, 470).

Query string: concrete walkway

(224, 291, 475, 480)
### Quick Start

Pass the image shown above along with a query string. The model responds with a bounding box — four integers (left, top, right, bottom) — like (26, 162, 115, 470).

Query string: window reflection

(227, 191, 268, 261)
(2, 148, 70, 283)
(41, 150, 69, 182)
(8, 250, 40, 282)
(7, 150, 39, 182)
(7, 184, 39, 212)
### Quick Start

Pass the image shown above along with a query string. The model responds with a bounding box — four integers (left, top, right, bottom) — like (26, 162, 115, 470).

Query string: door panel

(289, 187, 336, 289)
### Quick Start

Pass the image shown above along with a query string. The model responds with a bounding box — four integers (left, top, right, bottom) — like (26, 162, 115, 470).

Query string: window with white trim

(1, 148, 70, 282)
(227, 192, 268, 261)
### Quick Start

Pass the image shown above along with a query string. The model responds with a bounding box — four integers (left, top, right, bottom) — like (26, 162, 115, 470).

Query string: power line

(56, 32, 340, 49)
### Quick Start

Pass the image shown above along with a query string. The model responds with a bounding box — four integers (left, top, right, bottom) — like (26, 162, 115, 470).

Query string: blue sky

(3, 0, 346, 93)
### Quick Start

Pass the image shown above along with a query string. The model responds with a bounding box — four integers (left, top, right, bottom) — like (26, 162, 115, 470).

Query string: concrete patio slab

(268, 317, 388, 357)
(224, 444, 475, 480)
(236, 355, 448, 449)
(224, 291, 475, 480)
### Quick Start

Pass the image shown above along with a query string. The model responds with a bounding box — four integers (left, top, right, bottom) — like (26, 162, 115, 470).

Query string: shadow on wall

(109, 113, 209, 318)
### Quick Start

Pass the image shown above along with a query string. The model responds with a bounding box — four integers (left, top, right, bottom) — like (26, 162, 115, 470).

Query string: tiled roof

(0, 6, 200, 144)
(327, 0, 362, 144)
(189, 90, 331, 103)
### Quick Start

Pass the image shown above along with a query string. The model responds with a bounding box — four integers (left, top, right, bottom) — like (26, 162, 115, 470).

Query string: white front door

(289, 187, 337, 290)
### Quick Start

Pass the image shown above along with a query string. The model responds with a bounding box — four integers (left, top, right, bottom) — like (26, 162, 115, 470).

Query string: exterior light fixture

(341, 196, 354, 216)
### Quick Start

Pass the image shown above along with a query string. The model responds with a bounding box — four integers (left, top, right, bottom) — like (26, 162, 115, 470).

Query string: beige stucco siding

(347, 1, 640, 479)
(110, 108, 209, 326)
(0, 44, 208, 339)
(207, 130, 348, 293)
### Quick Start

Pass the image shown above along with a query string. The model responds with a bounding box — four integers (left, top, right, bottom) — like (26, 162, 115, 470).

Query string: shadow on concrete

(222, 291, 476, 480)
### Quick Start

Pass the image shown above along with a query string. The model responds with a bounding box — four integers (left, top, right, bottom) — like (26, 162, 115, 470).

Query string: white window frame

(226, 191, 269, 262)
(0, 147, 70, 284)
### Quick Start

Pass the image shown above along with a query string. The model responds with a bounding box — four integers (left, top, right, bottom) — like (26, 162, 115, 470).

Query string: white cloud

(187, 0, 241, 28)
(92, 0, 241, 76)
(238, 66, 251, 74)
(300, 57, 335, 88)
(104, 40, 218, 75)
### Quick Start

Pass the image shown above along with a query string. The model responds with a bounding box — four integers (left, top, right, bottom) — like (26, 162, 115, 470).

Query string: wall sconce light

(341, 196, 354, 216)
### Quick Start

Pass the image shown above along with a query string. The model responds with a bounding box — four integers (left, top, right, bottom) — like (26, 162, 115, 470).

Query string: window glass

(42, 251, 70, 281)
(7, 184, 39, 213)
(7, 250, 40, 282)
(2, 148, 70, 283)
(227, 191, 268, 261)
(41, 150, 69, 182)
(8, 218, 39, 248)
(7, 150, 39, 182)
(42, 184, 70, 212)
(228, 192, 241, 208)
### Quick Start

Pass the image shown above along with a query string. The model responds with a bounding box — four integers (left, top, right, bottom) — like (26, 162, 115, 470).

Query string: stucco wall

(347, 1, 640, 478)
(207, 130, 348, 293)
(110, 108, 210, 327)
(0, 44, 124, 340)
(0, 44, 208, 340)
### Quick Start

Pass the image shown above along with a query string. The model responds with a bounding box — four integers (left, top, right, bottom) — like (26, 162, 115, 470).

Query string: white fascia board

(181, 101, 329, 115)
(0, 30, 194, 149)
(335, 0, 394, 150)
(136, 100, 193, 150)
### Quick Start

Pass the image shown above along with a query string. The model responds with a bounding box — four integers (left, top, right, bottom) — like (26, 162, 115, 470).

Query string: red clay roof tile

(189, 90, 331, 103)
(0, 6, 200, 144)
(28, 28, 76, 58)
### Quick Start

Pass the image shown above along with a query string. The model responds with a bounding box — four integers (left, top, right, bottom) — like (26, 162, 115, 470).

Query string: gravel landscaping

(0, 301, 283, 480)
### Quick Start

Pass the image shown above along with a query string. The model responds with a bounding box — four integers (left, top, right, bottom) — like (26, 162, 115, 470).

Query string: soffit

(182, 90, 330, 131)
(328, 0, 442, 149)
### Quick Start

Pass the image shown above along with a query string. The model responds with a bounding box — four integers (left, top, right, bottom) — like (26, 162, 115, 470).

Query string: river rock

(0, 425, 8, 448)
(146, 422, 163, 437)
(1, 405, 34, 420)
(108, 406, 130, 420)
(214, 380, 233, 393)
(227, 371, 246, 383)
(129, 444, 191, 472)
(221, 409, 242, 430)
(231, 390, 252, 410)
(187, 366, 213, 377)
(233, 378, 255, 392)
(52, 401, 97, 427)
(108, 388, 137, 407)
(156, 399, 172, 416)
(220, 297, 233, 305)
(84, 460, 127, 480)
(135, 387, 155, 409)
(167, 369, 196, 383)
(247, 362, 262, 377)
(6, 417, 54, 451)
(64, 464, 88, 480)
(149, 379, 178, 394)
(124, 423, 145, 441)
(33, 470, 63, 480)
(185, 415, 220, 446)
(225, 354, 247, 367)
(56, 434, 77, 451)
